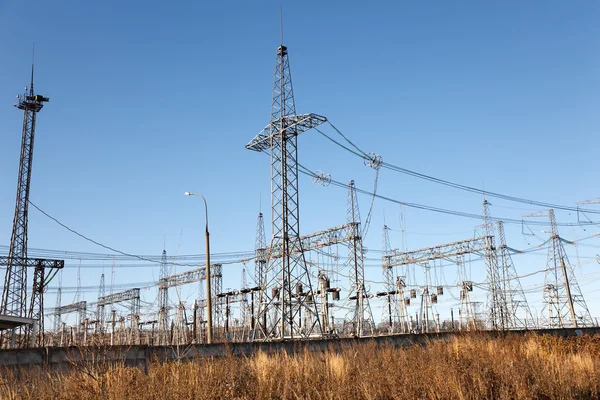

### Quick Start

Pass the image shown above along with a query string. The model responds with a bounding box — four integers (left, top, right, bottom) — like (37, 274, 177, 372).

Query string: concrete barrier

(1, 327, 598, 371)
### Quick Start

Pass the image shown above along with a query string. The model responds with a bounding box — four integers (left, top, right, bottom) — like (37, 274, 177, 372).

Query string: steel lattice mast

(482, 200, 508, 330)
(97, 273, 105, 334)
(524, 209, 593, 328)
(1, 66, 48, 319)
(346, 180, 373, 336)
(496, 221, 535, 329)
(53, 271, 62, 332)
(1, 66, 63, 348)
(246, 41, 326, 339)
(158, 249, 169, 337)
(380, 224, 395, 330)
(254, 212, 267, 290)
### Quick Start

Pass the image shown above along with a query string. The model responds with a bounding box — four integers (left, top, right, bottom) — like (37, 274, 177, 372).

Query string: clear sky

(0, 1, 599, 327)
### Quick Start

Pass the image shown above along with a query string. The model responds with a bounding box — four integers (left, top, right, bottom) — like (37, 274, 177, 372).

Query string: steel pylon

(496, 221, 535, 329)
(482, 200, 509, 330)
(246, 43, 326, 339)
(525, 209, 593, 328)
(158, 249, 169, 338)
(346, 180, 373, 336)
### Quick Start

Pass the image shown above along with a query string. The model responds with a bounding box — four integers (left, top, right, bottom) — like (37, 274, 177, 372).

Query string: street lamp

(184, 191, 213, 344)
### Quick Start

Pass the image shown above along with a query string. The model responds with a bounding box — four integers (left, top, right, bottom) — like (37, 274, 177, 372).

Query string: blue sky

(0, 1, 599, 326)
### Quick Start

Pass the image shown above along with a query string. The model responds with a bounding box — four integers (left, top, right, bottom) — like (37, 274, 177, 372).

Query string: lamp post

(184, 192, 213, 344)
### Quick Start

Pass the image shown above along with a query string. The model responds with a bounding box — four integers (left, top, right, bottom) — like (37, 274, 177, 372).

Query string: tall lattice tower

(158, 249, 169, 336)
(380, 224, 395, 330)
(53, 271, 62, 332)
(496, 221, 535, 329)
(524, 209, 593, 328)
(482, 200, 508, 330)
(346, 180, 373, 336)
(97, 273, 106, 333)
(254, 212, 267, 289)
(1, 66, 49, 319)
(246, 39, 327, 339)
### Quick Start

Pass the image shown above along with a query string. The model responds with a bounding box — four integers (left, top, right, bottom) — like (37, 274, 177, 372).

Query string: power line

(320, 121, 600, 215)
(28, 200, 254, 267)
(297, 164, 598, 227)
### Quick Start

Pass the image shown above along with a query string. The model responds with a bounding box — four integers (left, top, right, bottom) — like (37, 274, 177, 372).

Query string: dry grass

(1, 333, 600, 399)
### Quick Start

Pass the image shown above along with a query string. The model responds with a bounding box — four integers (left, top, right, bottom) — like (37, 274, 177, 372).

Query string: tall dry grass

(1, 333, 599, 399)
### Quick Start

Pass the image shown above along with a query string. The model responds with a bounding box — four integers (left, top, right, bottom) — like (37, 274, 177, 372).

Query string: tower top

(280, 4, 284, 45)
(16, 62, 49, 112)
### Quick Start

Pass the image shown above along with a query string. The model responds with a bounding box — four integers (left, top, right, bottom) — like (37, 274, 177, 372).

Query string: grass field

(1, 333, 599, 399)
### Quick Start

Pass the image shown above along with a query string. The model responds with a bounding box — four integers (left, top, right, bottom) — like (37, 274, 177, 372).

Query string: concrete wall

(1, 327, 599, 371)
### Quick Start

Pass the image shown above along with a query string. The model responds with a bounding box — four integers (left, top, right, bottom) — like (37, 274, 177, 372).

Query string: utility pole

(184, 193, 213, 343)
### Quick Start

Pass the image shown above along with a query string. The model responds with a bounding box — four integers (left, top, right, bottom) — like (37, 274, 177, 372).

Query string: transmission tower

(346, 180, 373, 336)
(158, 249, 169, 337)
(380, 224, 395, 331)
(496, 221, 535, 329)
(524, 209, 593, 328)
(482, 200, 508, 330)
(240, 266, 249, 326)
(254, 212, 267, 289)
(246, 39, 326, 339)
(53, 271, 62, 332)
(97, 273, 105, 334)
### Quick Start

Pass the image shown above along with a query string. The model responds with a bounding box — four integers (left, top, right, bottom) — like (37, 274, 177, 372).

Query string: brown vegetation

(1, 333, 600, 399)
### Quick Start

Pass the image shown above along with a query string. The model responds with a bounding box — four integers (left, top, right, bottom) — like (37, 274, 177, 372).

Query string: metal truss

(524, 209, 593, 328)
(158, 250, 169, 335)
(482, 200, 509, 330)
(345, 180, 373, 336)
(98, 288, 140, 330)
(1, 67, 60, 349)
(51, 301, 87, 326)
(386, 236, 492, 267)
(158, 264, 223, 330)
(496, 221, 535, 329)
(246, 43, 327, 339)
(158, 264, 222, 289)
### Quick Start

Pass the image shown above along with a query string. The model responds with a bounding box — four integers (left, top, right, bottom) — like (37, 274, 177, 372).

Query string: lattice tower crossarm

(246, 43, 326, 339)
(386, 236, 492, 267)
(50, 301, 87, 332)
(523, 209, 593, 328)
